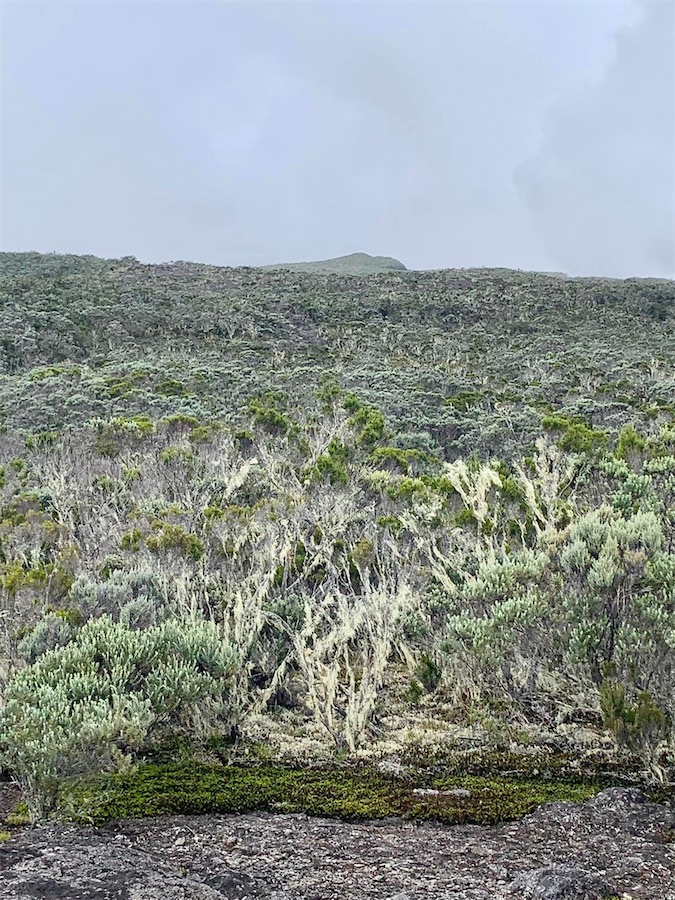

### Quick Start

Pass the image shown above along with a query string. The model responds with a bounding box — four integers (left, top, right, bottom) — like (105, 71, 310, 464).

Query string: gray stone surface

(0, 788, 673, 899)
(506, 865, 617, 899)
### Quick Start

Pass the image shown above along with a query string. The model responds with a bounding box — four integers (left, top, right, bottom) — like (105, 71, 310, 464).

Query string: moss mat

(60, 761, 608, 826)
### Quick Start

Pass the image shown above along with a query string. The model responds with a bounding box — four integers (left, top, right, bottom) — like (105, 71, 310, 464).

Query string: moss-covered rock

(60, 759, 607, 827)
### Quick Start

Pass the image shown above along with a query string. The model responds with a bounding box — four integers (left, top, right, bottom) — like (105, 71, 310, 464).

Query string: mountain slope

(1, 250, 675, 812)
(0, 251, 672, 458)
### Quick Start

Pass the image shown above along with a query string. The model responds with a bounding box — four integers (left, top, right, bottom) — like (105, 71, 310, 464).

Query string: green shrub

(189, 424, 220, 444)
(17, 613, 73, 663)
(248, 393, 291, 434)
(0, 616, 237, 821)
(350, 406, 386, 446)
(445, 390, 484, 412)
(155, 378, 188, 397)
(542, 413, 607, 453)
(146, 523, 205, 560)
(368, 446, 424, 474)
(314, 439, 350, 485)
(93, 416, 154, 456)
(120, 528, 144, 551)
(615, 425, 647, 462)
(415, 653, 442, 692)
(600, 680, 669, 775)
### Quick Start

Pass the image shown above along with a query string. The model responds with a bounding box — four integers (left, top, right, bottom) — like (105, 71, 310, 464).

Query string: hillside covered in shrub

(0, 251, 673, 457)
(0, 251, 673, 822)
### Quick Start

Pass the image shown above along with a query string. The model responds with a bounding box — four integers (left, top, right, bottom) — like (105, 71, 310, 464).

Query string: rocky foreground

(0, 788, 673, 900)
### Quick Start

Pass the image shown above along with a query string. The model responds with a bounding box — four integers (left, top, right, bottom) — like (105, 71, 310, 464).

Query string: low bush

(0, 616, 237, 821)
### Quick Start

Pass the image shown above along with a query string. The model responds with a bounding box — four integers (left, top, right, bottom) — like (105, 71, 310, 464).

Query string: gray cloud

(514, 0, 674, 278)
(1, 0, 670, 276)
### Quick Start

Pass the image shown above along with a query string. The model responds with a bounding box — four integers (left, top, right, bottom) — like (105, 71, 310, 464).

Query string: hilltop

(260, 251, 408, 274)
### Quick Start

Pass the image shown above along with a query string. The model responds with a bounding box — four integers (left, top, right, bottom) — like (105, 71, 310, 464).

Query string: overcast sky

(1, 0, 673, 277)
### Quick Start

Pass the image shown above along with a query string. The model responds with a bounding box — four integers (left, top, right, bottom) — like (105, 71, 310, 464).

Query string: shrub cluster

(0, 616, 236, 819)
(0, 252, 673, 820)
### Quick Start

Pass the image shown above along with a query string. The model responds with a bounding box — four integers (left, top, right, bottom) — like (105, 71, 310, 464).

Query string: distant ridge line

(260, 252, 407, 275)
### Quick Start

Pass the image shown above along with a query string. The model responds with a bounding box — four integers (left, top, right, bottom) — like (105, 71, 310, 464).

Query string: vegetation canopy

(0, 252, 673, 822)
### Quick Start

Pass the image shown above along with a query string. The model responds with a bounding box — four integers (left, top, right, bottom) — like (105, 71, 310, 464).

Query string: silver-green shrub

(67, 569, 166, 623)
(0, 616, 236, 820)
(440, 550, 552, 705)
(17, 612, 72, 663)
(561, 508, 666, 680)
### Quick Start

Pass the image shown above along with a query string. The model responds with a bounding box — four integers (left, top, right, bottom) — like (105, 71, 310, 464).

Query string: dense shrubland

(0, 253, 673, 820)
(0, 252, 673, 458)
(0, 390, 673, 817)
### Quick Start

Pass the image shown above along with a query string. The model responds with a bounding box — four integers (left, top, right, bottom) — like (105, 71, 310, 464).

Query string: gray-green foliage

(67, 569, 167, 624)
(560, 507, 665, 681)
(17, 612, 72, 663)
(0, 616, 237, 820)
(0, 252, 672, 459)
(441, 550, 551, 698)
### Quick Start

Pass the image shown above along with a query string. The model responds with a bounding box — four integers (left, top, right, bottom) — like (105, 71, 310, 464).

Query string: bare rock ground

(0, 788, 673, 900)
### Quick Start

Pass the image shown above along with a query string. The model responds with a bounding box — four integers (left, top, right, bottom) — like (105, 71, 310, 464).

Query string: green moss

(59, 760, 606, 827)
(5, 802, 30, 826)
